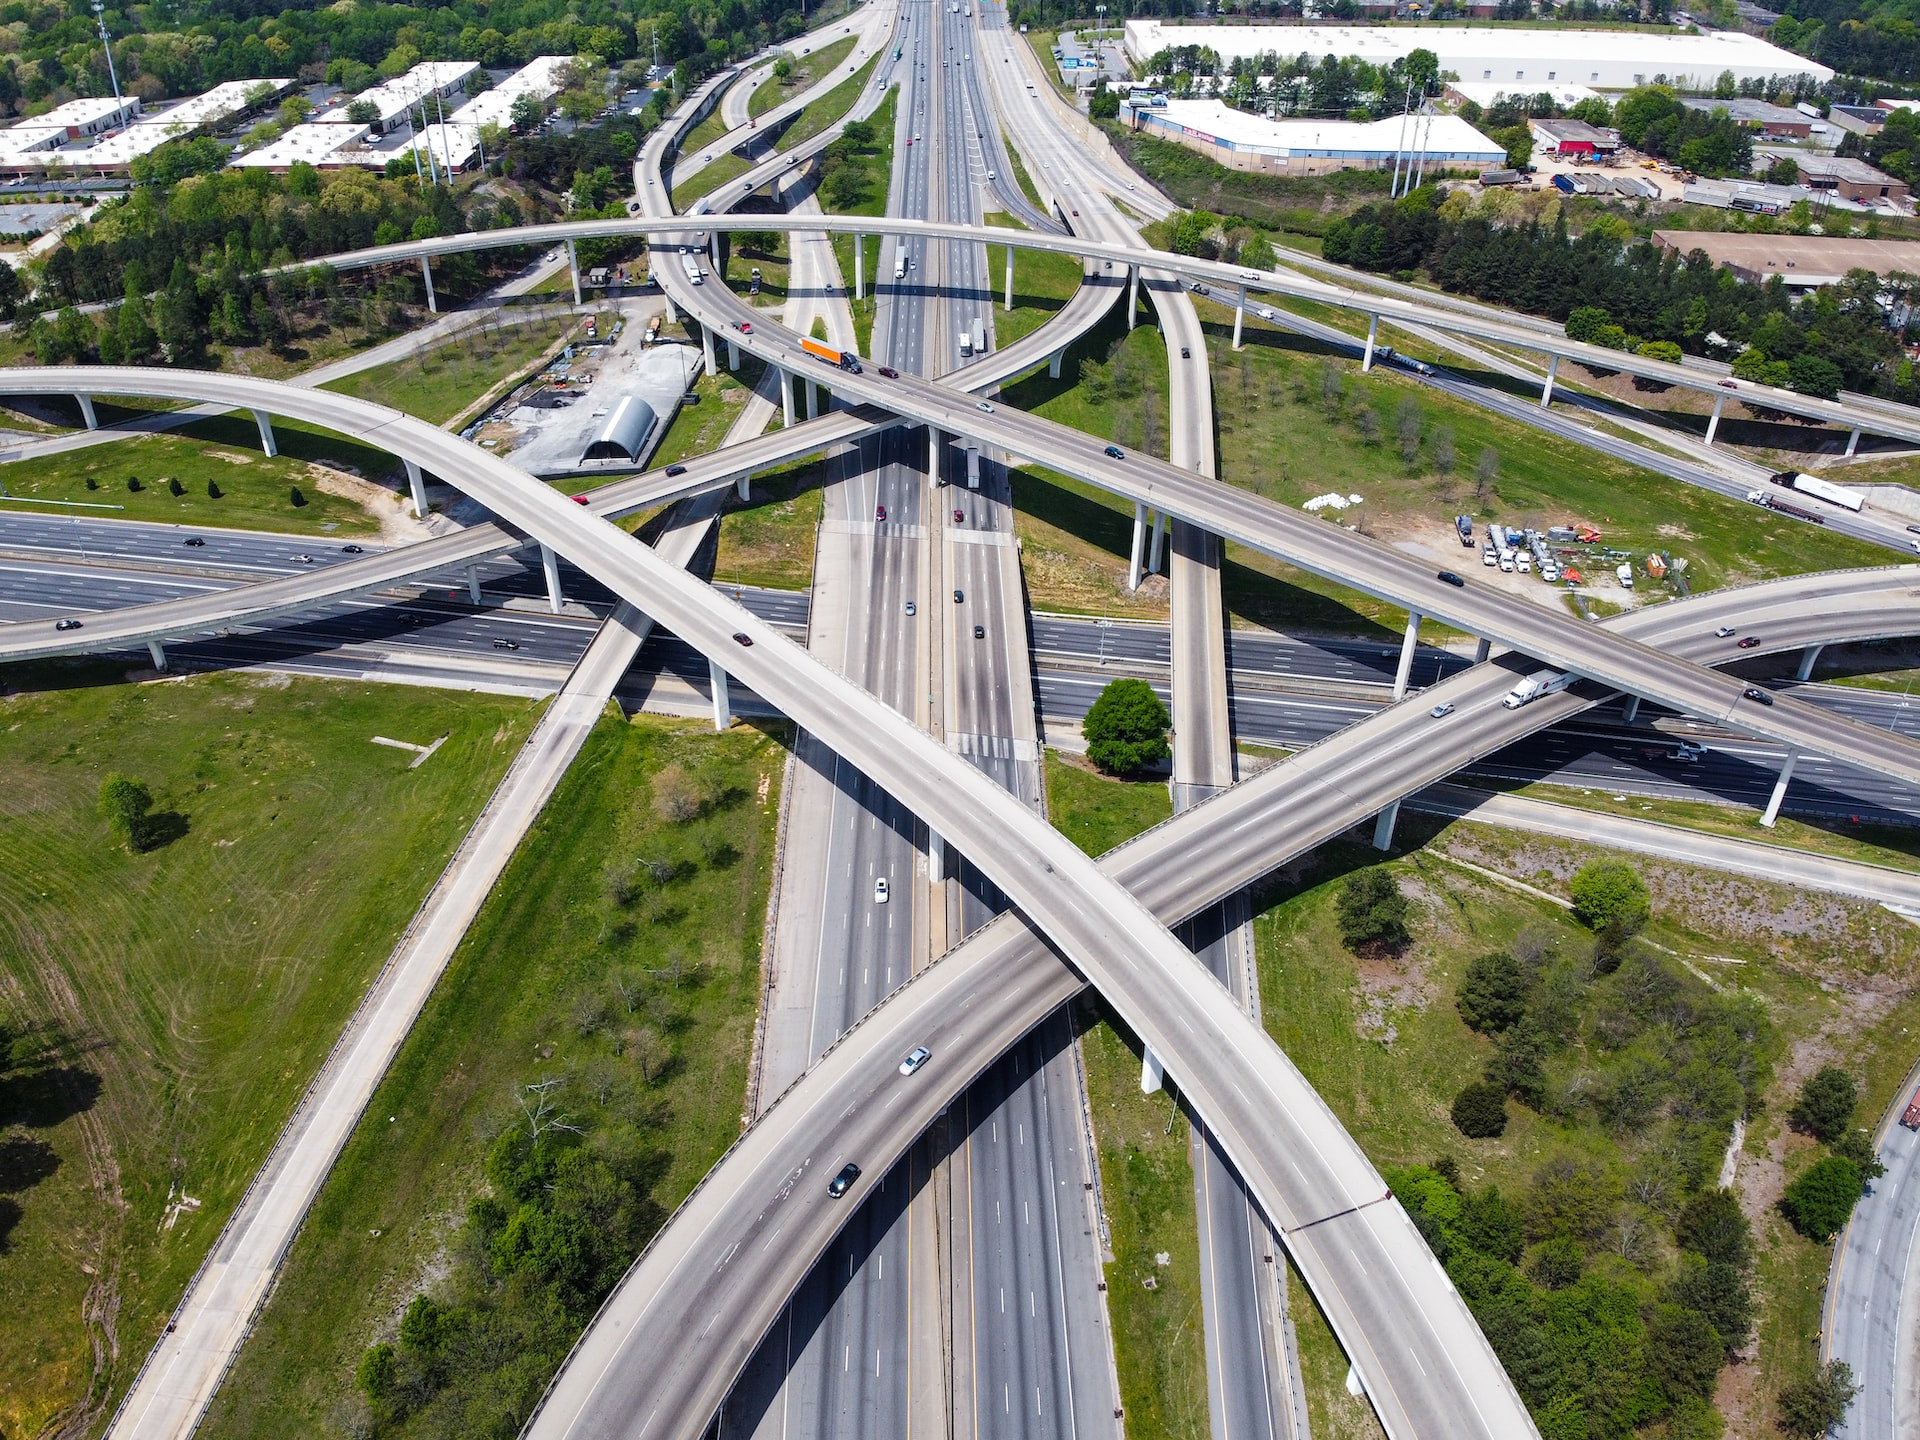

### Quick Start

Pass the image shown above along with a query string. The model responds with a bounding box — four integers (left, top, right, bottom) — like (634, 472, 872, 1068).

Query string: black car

(827, 1162, 862, 1198)
(1436, 571, 1465, 588)
(1180, 347, 1191, 358)
(1104, 445, 1125, 460)
(973, 624, 985, 638)
(492, 638, 520, 651)
(183, 536, 206, 547)
(341, 544, 363, 554)
(1742, 686, 1775, 706)
(665, 463, 687, 477)
(733, 632, 754, 647)
(878, 366, 899, 379)
(54, 618, 82, 630)
(953, 588, 964, 603)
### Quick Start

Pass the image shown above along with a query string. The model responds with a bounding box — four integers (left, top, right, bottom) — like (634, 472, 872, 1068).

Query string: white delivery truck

(1502, 669, 1577, 709)
(894, 243, 908, 280)
(1616, 562, 1634, 590)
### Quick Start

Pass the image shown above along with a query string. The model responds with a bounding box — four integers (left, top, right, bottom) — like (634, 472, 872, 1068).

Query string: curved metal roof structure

(582, 393, 660, 463)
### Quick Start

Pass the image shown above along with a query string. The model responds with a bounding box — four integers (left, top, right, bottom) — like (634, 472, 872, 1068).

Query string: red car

(876, 504, 887, 521)
(735, 320, 753, 333)
(1736, 636, 1761, 649)
(953, 508, 964, 523)
(571, 495, 590, 505)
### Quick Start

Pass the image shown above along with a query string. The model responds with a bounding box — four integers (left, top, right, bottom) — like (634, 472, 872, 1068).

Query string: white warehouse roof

(231, 121, 368, 169)
(1138, 98, 1507, 164)
(1443, 80, 1600, 109)
(78, 80, 291, 167)
(317, 61, 479, 129)
(449, 55, 577, 130)
(1123, 21, 1833, 87)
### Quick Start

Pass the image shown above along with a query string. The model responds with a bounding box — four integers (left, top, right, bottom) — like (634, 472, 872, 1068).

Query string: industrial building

(63, 80, 294, 172)
(229, 121, 375, 172)
(1653, 229, 1920, 285)
(448, 55, 576, 131)
(1528, 117, 1619, 157)
(1442, 80, 1600, 110)
(1123, 97, 1505, 175)
(315, 61, 479, 136)
(1794, 153, 1910, 203)
(1123, 21, 1833, 89)
(0, 96, 145, 168)
(1678, 95, 1813, 136)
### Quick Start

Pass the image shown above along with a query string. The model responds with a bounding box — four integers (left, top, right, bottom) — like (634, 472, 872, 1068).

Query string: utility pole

(91, 0, 124, 112)
(1389, 77, 1412, 198)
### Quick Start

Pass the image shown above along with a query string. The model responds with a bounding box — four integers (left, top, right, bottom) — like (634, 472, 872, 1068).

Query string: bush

(167, 477, 184, 496)
(1457, 951, 1529, 1034)
(1335, 867, 1409, 952)
(206, 479, 222, 499)
(1779, 1155, 1864, 1241)
(289, 485, 307, 507)
(1568, 859, 1650, 942)
(1776, 1361, 1858, 1439)
(1564, 306, 1610, 343)
(1452, 1080, 1509, 1138)
(98, 773, 156, 852)
(1790, 1065, 1857, 1143)
(1528, 1234, 1582, 1288)
(1675, 1188, 1752, 1269)
(650, 762, 703, 823)
(1082, 677, 1171, 776)
(1648, 1303, 1726, 1401)
(126, 475, 142, 492)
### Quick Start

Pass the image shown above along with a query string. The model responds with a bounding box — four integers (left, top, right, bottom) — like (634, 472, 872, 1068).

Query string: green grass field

(0, 669, 534, 1440)
(199, 714, 784, 1440)
(750, 35, 859, 118)
(983, 213, 1087, 351)
(647, 349, 771, 469)
(776, 53, 879, 154)
(322, 316, 573, 427)
(715, 456, 826, 591)
(1044, 750, 1171, 856)
(0, 411, 406, 535)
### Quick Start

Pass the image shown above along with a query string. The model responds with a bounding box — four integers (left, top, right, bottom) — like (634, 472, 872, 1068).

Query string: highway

(1828, 1071, 1920, 1440)
(525, 563, 1920, 1440)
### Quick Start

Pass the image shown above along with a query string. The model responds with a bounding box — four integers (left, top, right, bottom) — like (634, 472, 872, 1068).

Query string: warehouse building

(67, 80, 293, 172)
(1123, 21, 1832, 88)
(1678, 95, 1812, 136)
(1124, 97, 1505, 175)
(1652, 230, 1920, 285)
(317, 61, 479, 136)
(448, 55, 577, 131)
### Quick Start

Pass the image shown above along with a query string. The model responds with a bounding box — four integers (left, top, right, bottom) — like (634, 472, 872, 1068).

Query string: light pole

(1094, 4, 1107, 71)
(91, 0, 124, 113)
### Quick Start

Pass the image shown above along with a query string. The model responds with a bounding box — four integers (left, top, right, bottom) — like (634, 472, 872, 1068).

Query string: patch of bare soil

(306, 465, 432, 546)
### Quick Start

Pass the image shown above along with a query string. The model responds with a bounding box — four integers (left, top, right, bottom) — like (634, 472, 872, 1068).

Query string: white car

(899, 1046, 931, 1075)
(874, 877, 890, 903)
(1429, 703, 1455, 718)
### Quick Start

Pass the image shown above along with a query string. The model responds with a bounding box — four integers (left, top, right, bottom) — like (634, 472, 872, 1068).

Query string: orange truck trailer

(800, 336, 863, 373)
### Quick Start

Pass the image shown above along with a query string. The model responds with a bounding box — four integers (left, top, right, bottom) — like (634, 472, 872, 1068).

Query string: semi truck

(681, 251, 706, 286)
(1501, 668, 1577, 709)
(1745, 489, 1828, 525)
(893, 244, 908, 280)
(800, 336, 863, 373)
(1769, 468, 1863, 513)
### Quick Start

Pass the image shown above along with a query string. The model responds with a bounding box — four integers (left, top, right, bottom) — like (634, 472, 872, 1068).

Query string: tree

(1457, 951, 1530, 1034)
(1396, 395, 1423, 466)
(1082, 677, 1171, 776)
(1676, 1188, 1753, 1269)
(1788, 352, 1844, 400)
(1335, 867, 1410, 952)
(1648, 1304, 1725, 1401)
(1776, 1361, 1859, 1439)
(99, 774, 156, 852)
(1474, 447, 1499, 504)
(651, 762, 703, 823)
(1568, 860, 1650, 942)
(1452, 1081, 1509, 1138)
(1433, 427, 1456, 476)
(1780, 1155, 1864, 1241)
(1089, 82, 1120, 120)
(206, 479, 222, 499)
(510, 93, 545, 132)
(1565, 306, 1611, 344)
(289, 486, 307, 507)
(346, 99, 380, 126)
(1240, 234, 1276, 270)
(1791, 1066, 1857, 1144)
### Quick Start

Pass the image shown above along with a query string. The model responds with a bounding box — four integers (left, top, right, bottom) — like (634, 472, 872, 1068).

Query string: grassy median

(322, 316, 573, 427)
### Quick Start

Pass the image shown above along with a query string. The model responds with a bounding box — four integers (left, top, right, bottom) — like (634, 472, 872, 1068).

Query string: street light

(1094, 5, 1108, 72)
(91, 0, 124, 111)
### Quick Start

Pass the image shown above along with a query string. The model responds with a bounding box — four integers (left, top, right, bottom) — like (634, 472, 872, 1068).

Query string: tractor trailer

(800, 336, 863, 373)
(1769, 469, 1863, 513)
(1501, 668, 1577, 709)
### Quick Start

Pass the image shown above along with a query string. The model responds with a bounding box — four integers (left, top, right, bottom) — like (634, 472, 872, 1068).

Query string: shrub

(289, 485, 307, 507)
(84, 476, 97, 490)
(1564, 306, 1610, 344)
(1675, 1188, 1752, 1269)
(99, 773, 156, 852)
(167, 477, 184, 496)
(1790, 1065, 1857, 1144)
(651, 762, 702, 823)
(1637, 339, 1683, 363)
(206, 479, 222, 499)
(1776, 1361, 1858, 1439)
(1452, 1081, 1508, 1138)
(127, 475, 142, 492)
(1457, 951, 1529, 1034)
(1335, 867, 1409, 952)
(355, 1341, 396, 1400)
(1528, 1234, 1582, 1288)
(1779, 1155, 1864, 1241)
(1568, 859, 1650, 942)
(1082, 677, 1171, 776)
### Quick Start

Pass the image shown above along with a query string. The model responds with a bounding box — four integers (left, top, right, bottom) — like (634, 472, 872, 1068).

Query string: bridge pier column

(737, 471, 752, 501)
(147, 638, 167, 671)
(709, 231, 720, 270)
(1128, 503, 1146, 591)
(1140, 1045, 1165, 1094)
(566, 239, 582, 307)
(250, 409, 278, 457)
(854, 234, 864, 301)
(709, 657, 731, 731)
(806, 381, 819, 419)
(1796, 643, 1824, 682)
(1704, 392, 1727, 446)
(404, 459, 428, 518)
(1372, 799, 1400, 852)
(539, 543, 563, 614)
(466, 565, 482, 604)
(929, 829, 946, 882)
(702, 324, 717, 377)
(928, 426, 942, 484)
(1622, 695, 1641, 723)
(779, 368, 795, 427)
(1392, 610, 1422, 701)
(663, 290, 678, 323)
(1362, 314, 1379, 372)
(1541, 354, 1559, 408)
(75, 393, 97, 430)
(1233, 284, 1246, 351)
(1473, 636, 1491, 664)
(727, 337, 739, 371)
(420, 255, 437, 313)
(1845, 426, 1862, 458)
(1005, 245, 1014, 310)
(1147, 509, 1167, 575)
(1760, 750, 1798, 828)
(1127, 265, 1138, 331)
(1048, 351, 1062, 379)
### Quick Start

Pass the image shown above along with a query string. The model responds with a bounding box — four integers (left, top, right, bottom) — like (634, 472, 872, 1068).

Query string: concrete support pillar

(1473, 636, 1491, 664)
(1845, 426, 1862, 458)
(1048, 351, 1062, 379)
(1760, 750, 1799, 828)
(1704, 392, 1727, 447)
(778, 368, 795, 427)
(566, 238, 582, 307)
(146, 638, 167, 671)
(1540, 354, 1559, 408)
(75, 393, 97, 430)
(1233, 284, 1246, 351)
(727, 338, 739, 371)
(1128, 502, 1146, 591)
(420, 254, 437, 313)
(929, 830, 946, 883)
(1796, 643, 1824, 682)
(250, 409, 277, 457)
(1140, 1045, 1165, 1094)
(405, 459, 428, 519)
(806, 381, 819, 419)
(663, 290, 678, 323)
(709, 230, 720, 269)
(1004, 246, 1014, 310)
(539, 543, 563, 614)
(1372, 799, 1400, 852)
(466, 565, 482, 604)
(1392, 610, 1422, 701)
(1148, 509, 1167, 575)
(928, 427, 942, 484)
(1622, 695, 1641, 723)
(1362, 314, 1380, 372)
(736, 472, 751, 501)
(854, 234, 865, 301)
(709, 657, 731, 731)
(702, 324, 717, 377)
(1127, 265, 1139, 331)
